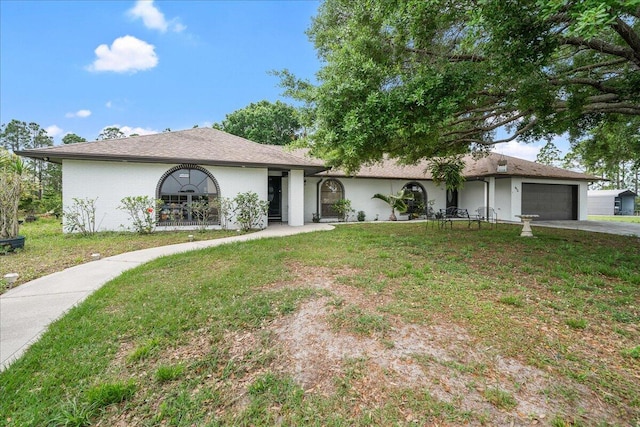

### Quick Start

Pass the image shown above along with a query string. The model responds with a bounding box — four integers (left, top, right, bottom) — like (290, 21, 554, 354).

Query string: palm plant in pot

(372, 189, 414, 221)
(0, 150, 26, 252)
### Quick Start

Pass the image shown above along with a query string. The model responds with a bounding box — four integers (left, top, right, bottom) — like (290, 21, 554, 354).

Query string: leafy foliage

(213, 100, 302, 145)
(372, 189, 414, 221)
(119, 196, 162, 234)
(331, 198, 354, 222)
(64, 197, 98, 235)
(232, 191, 270, 231)
(62, 133, 87, 145)
(279, 0, 640, 172)
(97, 127, 125, 140)
(429, 156, 466, 191)
(0, 150, 25, 239)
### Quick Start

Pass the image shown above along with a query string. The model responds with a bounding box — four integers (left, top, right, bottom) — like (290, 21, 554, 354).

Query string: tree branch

(612, 16, 640, 60)
(561, 36, 640, 66)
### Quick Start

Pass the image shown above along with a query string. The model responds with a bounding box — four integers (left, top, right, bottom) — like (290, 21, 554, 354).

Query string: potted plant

(0, 150, 26, 251)
(372, 189, 414, 221)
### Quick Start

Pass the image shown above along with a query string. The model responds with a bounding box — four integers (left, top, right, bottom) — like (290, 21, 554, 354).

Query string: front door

(268, 176, 282, 221)
(446, 189, 458, 209)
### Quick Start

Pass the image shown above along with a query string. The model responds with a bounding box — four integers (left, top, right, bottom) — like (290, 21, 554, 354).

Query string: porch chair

(475, 207, 498, 228)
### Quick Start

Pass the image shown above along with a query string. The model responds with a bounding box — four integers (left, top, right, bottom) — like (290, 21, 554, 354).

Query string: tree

(62, 133, 87, 145)
(97, 127, 125, 140)
(279, 0, 640, 172)
(0, 120, 54, 200)
(372, 189, 413, 221)
(213, 100, 302, 145)
(0, 120, 53, 152)
(569, 116, 640, 191)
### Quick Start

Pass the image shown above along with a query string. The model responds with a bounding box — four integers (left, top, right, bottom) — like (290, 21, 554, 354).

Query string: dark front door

(446, 189, 458, 209)
(268, 176, 282, 221)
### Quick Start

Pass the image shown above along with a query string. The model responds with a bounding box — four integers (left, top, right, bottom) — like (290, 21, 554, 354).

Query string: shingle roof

(320, 153, 600, 181)
(16, 127, 599, 181)
(16, 127, 327, 174)
(588, 189, 637, 197)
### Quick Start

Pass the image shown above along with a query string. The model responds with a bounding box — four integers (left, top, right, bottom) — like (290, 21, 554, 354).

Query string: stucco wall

(62, 160, 268, 232)
(304, 177, 447, 222)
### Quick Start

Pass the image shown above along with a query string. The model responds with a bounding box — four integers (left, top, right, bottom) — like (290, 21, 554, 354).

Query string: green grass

(588, 215, 640, 223)
(0, 216, 239, 290)
(1, 222, 639, 425)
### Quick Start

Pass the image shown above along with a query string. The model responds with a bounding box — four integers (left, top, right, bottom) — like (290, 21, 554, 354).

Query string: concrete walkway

(0, 223, 334, 371)
(534, 220, 640, 237)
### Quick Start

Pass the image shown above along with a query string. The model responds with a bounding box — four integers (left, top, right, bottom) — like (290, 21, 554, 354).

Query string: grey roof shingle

(17, 127, 598, 181)
(16, 127, 327, 173)
(319, 153, 600, 181)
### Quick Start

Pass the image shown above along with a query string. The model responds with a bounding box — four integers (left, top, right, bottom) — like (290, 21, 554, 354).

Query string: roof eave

(15, 150, 328, 175)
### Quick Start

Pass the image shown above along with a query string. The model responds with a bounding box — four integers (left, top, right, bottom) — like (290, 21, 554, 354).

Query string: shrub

(188, 199, 215, 232)
(232, 191, 270, 231)
(332, 199, 354, 222)
(119, 196, 162, 234)
(64, 197, 98, 235)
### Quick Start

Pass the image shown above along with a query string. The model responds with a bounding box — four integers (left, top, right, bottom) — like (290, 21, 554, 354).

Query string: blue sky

(1, 0, 548, 160)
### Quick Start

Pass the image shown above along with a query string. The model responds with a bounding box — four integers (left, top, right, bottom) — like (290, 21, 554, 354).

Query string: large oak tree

(281, 0, 640, 172)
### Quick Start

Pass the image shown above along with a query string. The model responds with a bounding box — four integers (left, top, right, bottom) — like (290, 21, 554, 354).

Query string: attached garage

(522, 183, 578, 220)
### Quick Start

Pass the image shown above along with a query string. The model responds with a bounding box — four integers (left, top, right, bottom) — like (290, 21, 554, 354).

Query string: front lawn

(0, 217, 238, 291)
(589, 215, 640, 223)
(1, 222, 639, 425)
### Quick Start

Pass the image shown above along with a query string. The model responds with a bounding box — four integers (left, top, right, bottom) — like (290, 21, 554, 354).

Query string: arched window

(157, 165, 220, 226)
(403, 182, 428, 218)
(320, 179, 344, 218)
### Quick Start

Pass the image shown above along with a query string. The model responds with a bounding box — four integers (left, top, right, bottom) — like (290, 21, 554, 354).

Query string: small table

(515, 214, 539, 237)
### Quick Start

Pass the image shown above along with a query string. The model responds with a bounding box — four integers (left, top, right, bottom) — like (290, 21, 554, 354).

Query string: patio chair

(475, 207, 498, 228)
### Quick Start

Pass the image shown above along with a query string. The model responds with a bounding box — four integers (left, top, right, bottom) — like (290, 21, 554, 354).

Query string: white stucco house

(17, 127, 598, 232)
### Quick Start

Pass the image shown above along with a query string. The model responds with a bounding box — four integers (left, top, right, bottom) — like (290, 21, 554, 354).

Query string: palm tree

(372, 189, 414, 221)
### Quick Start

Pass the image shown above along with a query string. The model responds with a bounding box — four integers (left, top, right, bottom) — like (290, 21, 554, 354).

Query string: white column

(287, 169, 305, 226)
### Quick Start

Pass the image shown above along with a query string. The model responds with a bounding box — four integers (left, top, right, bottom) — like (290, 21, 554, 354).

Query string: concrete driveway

(534, 220, 640, 237)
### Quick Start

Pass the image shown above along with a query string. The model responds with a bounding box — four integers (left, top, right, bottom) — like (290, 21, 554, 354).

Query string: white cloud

(105, 101, 112, 108)
(65, 109, 92, 118)
(46, 125, 64, 137)
(128, 0, 186, 33)
(87, 35, 158, 73)
(492, 140, 543, 162)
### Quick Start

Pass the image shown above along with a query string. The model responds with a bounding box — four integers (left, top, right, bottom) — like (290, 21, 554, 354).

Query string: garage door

(522, 183, 577, 220)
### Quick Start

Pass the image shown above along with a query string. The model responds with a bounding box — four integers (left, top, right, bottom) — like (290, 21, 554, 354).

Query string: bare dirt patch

(229, 264, 623, 425)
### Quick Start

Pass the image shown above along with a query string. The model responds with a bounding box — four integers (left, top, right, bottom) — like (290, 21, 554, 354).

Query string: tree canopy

(62, 133, 87, 145)
(0, 120, 53, 152)
(213, 100, 302, 145)
(97, 127, 125, 140)
(280, 0, 640, 172)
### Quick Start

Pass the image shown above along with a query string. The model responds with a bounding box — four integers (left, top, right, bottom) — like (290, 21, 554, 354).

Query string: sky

(0, 0, 551, 161)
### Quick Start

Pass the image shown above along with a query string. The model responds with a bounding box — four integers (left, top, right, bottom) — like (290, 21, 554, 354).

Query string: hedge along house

(17, 127, 599, 232)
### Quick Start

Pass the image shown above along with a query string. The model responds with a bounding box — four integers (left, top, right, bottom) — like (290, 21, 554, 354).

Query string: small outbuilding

(588, 189, 637, 215)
